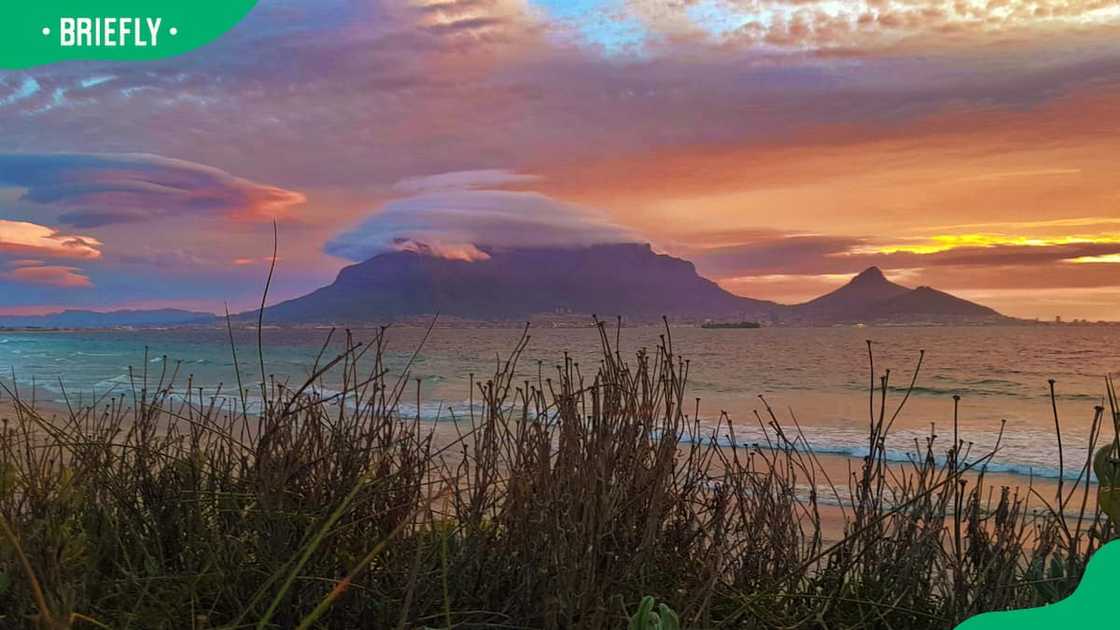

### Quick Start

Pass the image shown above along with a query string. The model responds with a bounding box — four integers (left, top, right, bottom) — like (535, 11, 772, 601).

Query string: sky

(1, 0, 1119, 320)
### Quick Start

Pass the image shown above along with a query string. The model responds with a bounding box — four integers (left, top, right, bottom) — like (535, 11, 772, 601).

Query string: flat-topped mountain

(260, 243, 780, 323)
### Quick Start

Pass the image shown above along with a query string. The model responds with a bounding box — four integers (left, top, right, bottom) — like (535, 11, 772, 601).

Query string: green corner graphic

(1, 1, 258, 69)
(956, 540, 1120, 628)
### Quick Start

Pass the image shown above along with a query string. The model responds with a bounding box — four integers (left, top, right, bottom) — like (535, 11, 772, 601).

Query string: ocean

(1, 323, 1117, 482)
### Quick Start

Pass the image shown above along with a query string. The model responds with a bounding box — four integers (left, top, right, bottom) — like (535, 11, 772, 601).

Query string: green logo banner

(1, 1, 259, 69)
(956, 540, 1120, 629)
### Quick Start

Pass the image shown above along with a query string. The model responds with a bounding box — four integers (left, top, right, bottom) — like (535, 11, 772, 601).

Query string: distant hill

(258, 243, 780, 323)
(0, 308, 216, 328)
(787, 268, 1006, 324)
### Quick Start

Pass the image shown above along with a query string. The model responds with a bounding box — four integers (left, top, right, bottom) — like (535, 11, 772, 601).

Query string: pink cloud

(393, 239, 491, 262)
(2, 265, 92, 288)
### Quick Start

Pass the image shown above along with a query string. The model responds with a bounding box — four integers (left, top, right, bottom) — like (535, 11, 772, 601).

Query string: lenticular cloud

(325, 172, 638, 262)
(0, 153, 306, 227)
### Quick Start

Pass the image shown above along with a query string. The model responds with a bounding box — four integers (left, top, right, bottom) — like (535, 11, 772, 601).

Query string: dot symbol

(169, 27, 179, 36)
(42, 27, 51, 36)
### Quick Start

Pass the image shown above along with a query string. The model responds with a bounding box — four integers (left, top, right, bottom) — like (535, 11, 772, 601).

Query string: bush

(0, 320, 1115, 628)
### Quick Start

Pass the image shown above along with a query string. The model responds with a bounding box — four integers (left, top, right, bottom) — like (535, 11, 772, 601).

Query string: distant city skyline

(1, 1, 1119, 320)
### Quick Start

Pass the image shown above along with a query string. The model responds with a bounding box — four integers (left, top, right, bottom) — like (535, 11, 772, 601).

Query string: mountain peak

(850, 266, 887, 284)
(796, 265, 910, 316)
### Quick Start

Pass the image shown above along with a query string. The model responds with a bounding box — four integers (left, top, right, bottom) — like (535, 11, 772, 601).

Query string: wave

(18, 375, 1096, 485)
(677, 423, 1095, 483)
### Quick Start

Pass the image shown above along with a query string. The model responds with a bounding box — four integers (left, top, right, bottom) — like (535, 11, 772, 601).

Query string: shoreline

(1, 335, 1111, 628)
(3, 319, 1120, 334)
(2, 393, 1095, 496)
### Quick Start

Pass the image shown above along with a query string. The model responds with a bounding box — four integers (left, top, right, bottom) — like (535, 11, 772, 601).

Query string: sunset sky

(1, 0, 1119, 320)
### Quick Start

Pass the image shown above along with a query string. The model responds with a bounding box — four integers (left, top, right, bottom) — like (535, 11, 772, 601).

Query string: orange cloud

(0, 219, 101, 260)
(232, 256, 284, 266)
(2, 265, 92, 288)
(625, 0, 1120, 53)
(0, 220, 100, 288)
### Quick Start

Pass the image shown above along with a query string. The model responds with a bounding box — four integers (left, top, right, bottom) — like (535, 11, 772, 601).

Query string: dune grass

(0, 319, 1116, 628)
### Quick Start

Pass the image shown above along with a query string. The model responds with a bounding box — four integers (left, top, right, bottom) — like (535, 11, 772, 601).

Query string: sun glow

(871, 233, 1120, 255)
(1068, 254, 1120, 264)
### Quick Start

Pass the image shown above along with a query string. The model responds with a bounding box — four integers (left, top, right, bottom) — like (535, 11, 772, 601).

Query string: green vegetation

(1094, 379, 1120, 524)
(628, 596, 680, 630)
(0, 320, 1116, 628)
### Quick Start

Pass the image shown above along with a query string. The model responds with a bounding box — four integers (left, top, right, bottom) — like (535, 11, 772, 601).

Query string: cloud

(326, 173, 638, 261)
(1, 264, 91, 288)
(394, 169, 541, 193)
(682, 230, 867, 276)
(1, 0, 1118, 318)
(680, 227, 1120, 301)
(953, 168, 1083, 183)
(0, 219, 101, 260)
(5, 0, 1120, 200)
(624, 0, 1120, 52)
(0, 153, 306, 227)
(393, 240, 492, 262)
(0, 219, 101, 288)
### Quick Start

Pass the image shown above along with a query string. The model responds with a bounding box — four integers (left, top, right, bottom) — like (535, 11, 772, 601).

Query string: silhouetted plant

(0, 319, 1113, 628)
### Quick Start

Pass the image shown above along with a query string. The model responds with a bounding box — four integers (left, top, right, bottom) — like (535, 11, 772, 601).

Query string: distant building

(1056, 315, 1062, 324)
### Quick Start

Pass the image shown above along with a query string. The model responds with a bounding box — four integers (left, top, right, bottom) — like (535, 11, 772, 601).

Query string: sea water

(0, 323, 1116, 482)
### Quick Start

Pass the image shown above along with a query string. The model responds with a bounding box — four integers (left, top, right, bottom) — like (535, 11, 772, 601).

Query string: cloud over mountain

(325, 172, 638, 262)
(393, 169, 541, 194)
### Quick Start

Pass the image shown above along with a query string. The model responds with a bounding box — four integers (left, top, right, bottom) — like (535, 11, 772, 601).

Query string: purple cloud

(0, 153, 306, 227)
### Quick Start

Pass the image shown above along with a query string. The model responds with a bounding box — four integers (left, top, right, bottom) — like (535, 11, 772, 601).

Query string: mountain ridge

(786, 267, 1005, 324)
(0, 308, 216, 329)
(255, 244, 1008, 325)
(1, 246, 1010, 328)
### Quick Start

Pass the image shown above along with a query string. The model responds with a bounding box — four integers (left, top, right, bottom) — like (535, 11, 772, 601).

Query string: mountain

(0, 254, 1006, 329)
(0, 309, 216, 328)
(259, 243, 779, 323)
(787, 268, 1005, 324)
(250, 244, 1004, 326)
(873, 286, 1002, 320)
(793, 267, 910, 319)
